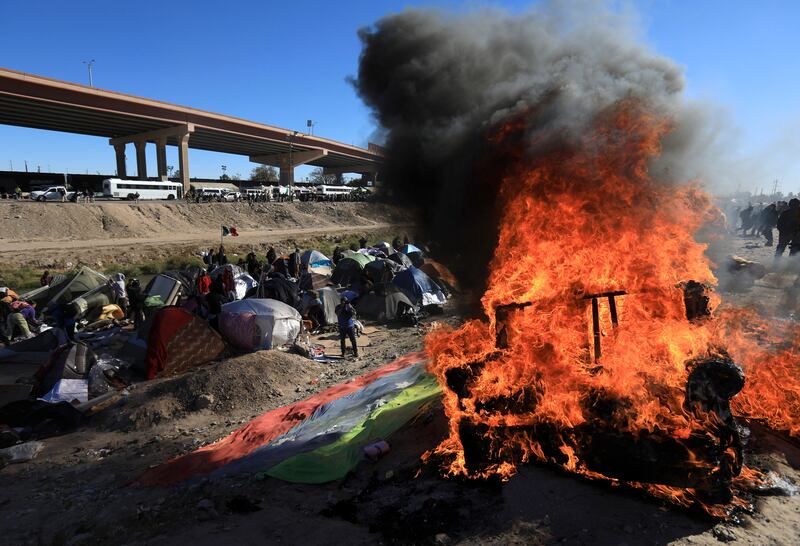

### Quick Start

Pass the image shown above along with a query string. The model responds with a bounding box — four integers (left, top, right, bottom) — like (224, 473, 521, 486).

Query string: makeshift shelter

(257, 275, 301, 310)
(331, 254, 375, 287)
(145, 307, 226, 380)
(392, 267, 447, 307)
(419, 259, 460, 293)
(356, 288, 416, 323)
(219, 299, 302, 351)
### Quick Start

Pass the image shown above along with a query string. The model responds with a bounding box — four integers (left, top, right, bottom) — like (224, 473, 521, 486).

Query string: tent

(356, 288, 416, 323)
(299, 271, 333, 291)
(419, 259, 460, 293)
(301, 286, 341, 326)
(364, 259, 396, 285)
(300, 250, 333, 270)
(145, 307, 226, 379)
(331, 254, 375, 287)
(21, 267, 108, 309)
(392, 267, 447, 306)
(400, 244, 422, 255)
(387, 252, 413, 269)
(374, 241, 393, 256)
(67, 282, 115, 320)
(210, 264, 257, 300)
(219, 299, 302, 351)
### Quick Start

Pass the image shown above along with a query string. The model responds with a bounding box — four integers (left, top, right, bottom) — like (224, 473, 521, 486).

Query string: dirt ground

(0, 201, 416, 268)
(2, 232, 800, 545)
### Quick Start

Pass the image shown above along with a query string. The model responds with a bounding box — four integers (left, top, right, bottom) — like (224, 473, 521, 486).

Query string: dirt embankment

(0, 201, 417, 267)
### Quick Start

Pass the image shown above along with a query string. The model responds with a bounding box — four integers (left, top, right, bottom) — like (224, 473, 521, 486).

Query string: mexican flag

(221, 225, 239, 237)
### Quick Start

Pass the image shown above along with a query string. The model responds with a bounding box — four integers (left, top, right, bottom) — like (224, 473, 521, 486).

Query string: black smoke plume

(353, 4, 709, 294)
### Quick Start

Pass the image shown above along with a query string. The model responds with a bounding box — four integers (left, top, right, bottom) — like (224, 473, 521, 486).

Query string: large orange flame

(425, 100, 800, 515)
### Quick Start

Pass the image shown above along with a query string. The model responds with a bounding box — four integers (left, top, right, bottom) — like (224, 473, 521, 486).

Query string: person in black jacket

(776, 199, 800, 259)
(288, 247, 300, 278)
(758, 203, 779, 246)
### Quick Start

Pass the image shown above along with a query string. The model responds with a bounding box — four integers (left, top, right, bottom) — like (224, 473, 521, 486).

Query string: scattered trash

(363, 439, 391, 462)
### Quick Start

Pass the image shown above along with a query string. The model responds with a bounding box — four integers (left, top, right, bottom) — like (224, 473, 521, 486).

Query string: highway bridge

(0, 67, 384, 190)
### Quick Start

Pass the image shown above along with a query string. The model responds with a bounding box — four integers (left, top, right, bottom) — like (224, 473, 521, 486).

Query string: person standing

(759, 203, 779, 246)
(126, 278, 144, 330)
(775, 198, 800, 259)
(336, 296, 358, 359)
(288, 247, 300, 279)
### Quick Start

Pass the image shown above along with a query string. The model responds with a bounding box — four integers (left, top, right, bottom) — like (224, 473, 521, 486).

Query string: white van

(197, 187, 236, 201)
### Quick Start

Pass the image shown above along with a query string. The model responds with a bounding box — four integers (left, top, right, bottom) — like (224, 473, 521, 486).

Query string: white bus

(102, 179, 181, 200)
(315, 185, 354, 197)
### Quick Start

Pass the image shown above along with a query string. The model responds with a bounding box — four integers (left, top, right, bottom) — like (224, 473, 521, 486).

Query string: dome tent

(331, 254, 375, 287)
(392, 267, 447, 307)
(220, 299, 302, 351)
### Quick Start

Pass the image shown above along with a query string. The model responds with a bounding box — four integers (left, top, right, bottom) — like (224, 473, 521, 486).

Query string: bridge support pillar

(279, 166, 294, 186)
(134, 141, 148, 179)
(114, 143, 127, 178)
(335, 173, 343, 185)
(177, 132, 191, 194)
(156, 138, 168, 181)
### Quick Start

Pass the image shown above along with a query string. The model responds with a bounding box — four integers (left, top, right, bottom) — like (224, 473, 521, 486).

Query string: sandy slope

(0, 201, 416, 266)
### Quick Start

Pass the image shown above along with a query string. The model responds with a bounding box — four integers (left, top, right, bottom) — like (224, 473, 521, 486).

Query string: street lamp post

(83, 60, 95, 87)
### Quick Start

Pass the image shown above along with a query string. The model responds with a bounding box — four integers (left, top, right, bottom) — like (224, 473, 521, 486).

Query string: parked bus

(314, 185, 354, 197)
(102, 178, 181, 200)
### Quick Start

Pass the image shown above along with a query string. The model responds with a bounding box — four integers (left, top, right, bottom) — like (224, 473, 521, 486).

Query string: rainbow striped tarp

(139, 352, 440, 485)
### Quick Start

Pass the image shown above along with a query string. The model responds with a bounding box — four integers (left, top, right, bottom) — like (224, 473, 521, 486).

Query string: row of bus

(101, 179, 363, 201)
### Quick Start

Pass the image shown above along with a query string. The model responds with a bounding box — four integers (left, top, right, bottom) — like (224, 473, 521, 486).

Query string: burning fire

(425, 100, 800, 515)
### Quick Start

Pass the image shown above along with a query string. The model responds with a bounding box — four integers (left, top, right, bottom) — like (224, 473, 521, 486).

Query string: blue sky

(1, 0, 799, 191)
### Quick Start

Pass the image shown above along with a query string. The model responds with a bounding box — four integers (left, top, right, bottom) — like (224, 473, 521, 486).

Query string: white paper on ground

(39, 378, 89, 403)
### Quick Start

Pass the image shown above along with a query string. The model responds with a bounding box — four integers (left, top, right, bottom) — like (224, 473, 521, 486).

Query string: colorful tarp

(139, 351, 433, 486)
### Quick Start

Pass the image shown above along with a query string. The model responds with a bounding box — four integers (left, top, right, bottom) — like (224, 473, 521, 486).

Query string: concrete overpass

(0, 67, 384, 191)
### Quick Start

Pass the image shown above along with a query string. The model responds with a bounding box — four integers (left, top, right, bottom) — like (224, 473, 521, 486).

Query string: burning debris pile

(355, 6, 800, 516)
(421, 104, 758, 515)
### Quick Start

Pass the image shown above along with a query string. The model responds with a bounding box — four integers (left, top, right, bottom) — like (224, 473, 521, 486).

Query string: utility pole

(8, 160, 12, 171)
(83, 59, 95, 87)
(24, 160, 28, 172)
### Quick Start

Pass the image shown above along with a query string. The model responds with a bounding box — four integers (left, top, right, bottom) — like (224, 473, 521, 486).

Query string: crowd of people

(736, 200, 800, 259)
